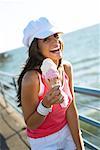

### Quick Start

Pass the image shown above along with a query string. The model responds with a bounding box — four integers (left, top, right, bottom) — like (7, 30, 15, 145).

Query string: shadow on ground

(0, 133, 9, 150)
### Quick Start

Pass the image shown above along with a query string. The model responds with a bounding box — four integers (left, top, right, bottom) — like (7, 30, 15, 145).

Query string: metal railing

(74, 86, 100, 149)
(74, 86, 100, 97)
(0, 71, 100, 150)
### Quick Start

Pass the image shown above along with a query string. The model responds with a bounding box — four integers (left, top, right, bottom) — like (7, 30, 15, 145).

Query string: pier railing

(0, 71, 100, 150)
(74, 86, 100, 150)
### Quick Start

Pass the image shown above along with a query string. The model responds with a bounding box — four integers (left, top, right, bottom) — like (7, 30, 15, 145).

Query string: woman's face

(38, 33, 63, 64)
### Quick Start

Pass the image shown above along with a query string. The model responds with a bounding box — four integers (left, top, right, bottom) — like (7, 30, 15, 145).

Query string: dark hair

(17, 37, 63, 107)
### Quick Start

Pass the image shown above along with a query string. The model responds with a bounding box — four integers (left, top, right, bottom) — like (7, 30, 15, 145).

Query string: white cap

(23, 17, 63, 47)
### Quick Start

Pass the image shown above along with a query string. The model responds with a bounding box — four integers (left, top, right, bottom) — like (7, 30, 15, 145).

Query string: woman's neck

(52, 59, 59, 67)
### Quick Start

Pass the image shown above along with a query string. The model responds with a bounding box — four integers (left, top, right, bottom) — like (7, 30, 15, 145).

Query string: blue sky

(0, 0, 100, 53)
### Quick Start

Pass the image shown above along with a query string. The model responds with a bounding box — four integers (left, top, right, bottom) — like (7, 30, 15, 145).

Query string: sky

(0, 0, 100, 53)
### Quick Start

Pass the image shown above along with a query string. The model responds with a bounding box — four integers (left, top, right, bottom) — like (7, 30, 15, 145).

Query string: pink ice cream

(45, 69, 61, 88)
(41, 58, 69, 108)
(41, 58, 58, 77)
(45, 69, 59, 79)
(41, 58, 60, 87)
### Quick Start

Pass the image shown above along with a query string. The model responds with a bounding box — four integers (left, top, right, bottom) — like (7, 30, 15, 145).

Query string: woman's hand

(42, 85, 64, 108)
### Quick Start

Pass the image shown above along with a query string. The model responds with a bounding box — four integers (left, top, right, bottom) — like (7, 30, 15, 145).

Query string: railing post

(12, 77, 17, 92)
(0, 83, 8, 107)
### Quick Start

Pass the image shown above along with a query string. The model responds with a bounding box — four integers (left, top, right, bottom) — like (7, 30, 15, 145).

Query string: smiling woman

(17, 17, 85, 150)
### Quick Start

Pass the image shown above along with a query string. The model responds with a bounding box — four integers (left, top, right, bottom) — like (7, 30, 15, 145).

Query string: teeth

(50, 47, 60, 51)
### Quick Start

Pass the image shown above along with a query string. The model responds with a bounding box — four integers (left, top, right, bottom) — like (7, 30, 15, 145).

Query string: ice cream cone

(41, 58, 69, 108)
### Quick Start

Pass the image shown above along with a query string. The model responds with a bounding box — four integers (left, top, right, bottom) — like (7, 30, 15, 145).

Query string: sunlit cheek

(41, 49, 49, 57)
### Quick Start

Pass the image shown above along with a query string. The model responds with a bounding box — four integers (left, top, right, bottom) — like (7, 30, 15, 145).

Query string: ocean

(0, 24, 100, 146)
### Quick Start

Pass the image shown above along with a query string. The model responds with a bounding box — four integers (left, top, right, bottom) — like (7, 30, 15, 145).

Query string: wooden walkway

(0, 96, 30, 150)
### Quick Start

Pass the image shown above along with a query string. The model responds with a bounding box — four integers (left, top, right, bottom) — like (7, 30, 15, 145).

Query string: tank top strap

(63, 71, 69, 80)
(37, 73, 49, 99)
(37, 73, 45, 96)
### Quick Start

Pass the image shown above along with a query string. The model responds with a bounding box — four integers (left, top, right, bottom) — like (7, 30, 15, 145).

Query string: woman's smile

(50, 45, 60, 53)
(50, 48, 61, 54)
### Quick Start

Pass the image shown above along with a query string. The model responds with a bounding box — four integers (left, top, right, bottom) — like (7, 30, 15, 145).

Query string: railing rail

(0, 71, 100, 149)
(74, 86, 100, 97)
(79, 115, 100, 128)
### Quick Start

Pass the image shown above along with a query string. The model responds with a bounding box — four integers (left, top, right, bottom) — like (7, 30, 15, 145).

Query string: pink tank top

(26, 72, 72, 138)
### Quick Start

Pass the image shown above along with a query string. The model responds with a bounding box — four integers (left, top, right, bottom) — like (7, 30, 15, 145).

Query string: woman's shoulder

(62, 60, 73, 72)
(22, 70, 39, 87)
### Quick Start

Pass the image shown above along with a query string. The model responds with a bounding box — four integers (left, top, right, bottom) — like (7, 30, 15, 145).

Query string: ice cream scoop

(41, 58, 57, 77)
(41, 58, 69, 108)
(41, 58, 60, 87)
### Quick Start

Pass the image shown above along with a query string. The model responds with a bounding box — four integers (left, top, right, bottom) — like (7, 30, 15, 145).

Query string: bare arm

(21, 70, 64, 130)
(21, 71, 46, 129)
(64, 63, 85, 150)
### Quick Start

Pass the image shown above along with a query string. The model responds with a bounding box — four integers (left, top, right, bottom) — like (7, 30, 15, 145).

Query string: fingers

(43, 85, 64, 107)
(52, 94, 64, 104)
(46, 86, 60, 100)
(49, 85, 60, 94)
(49, 88, 64, 104)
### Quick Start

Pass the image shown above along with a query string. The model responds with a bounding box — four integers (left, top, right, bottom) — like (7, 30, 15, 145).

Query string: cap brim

(28, 27, 64, 47)
(35, 26, 63, 39)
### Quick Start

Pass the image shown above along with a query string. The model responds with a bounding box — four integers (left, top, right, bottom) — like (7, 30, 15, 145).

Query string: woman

(17, 17, 85, 150)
